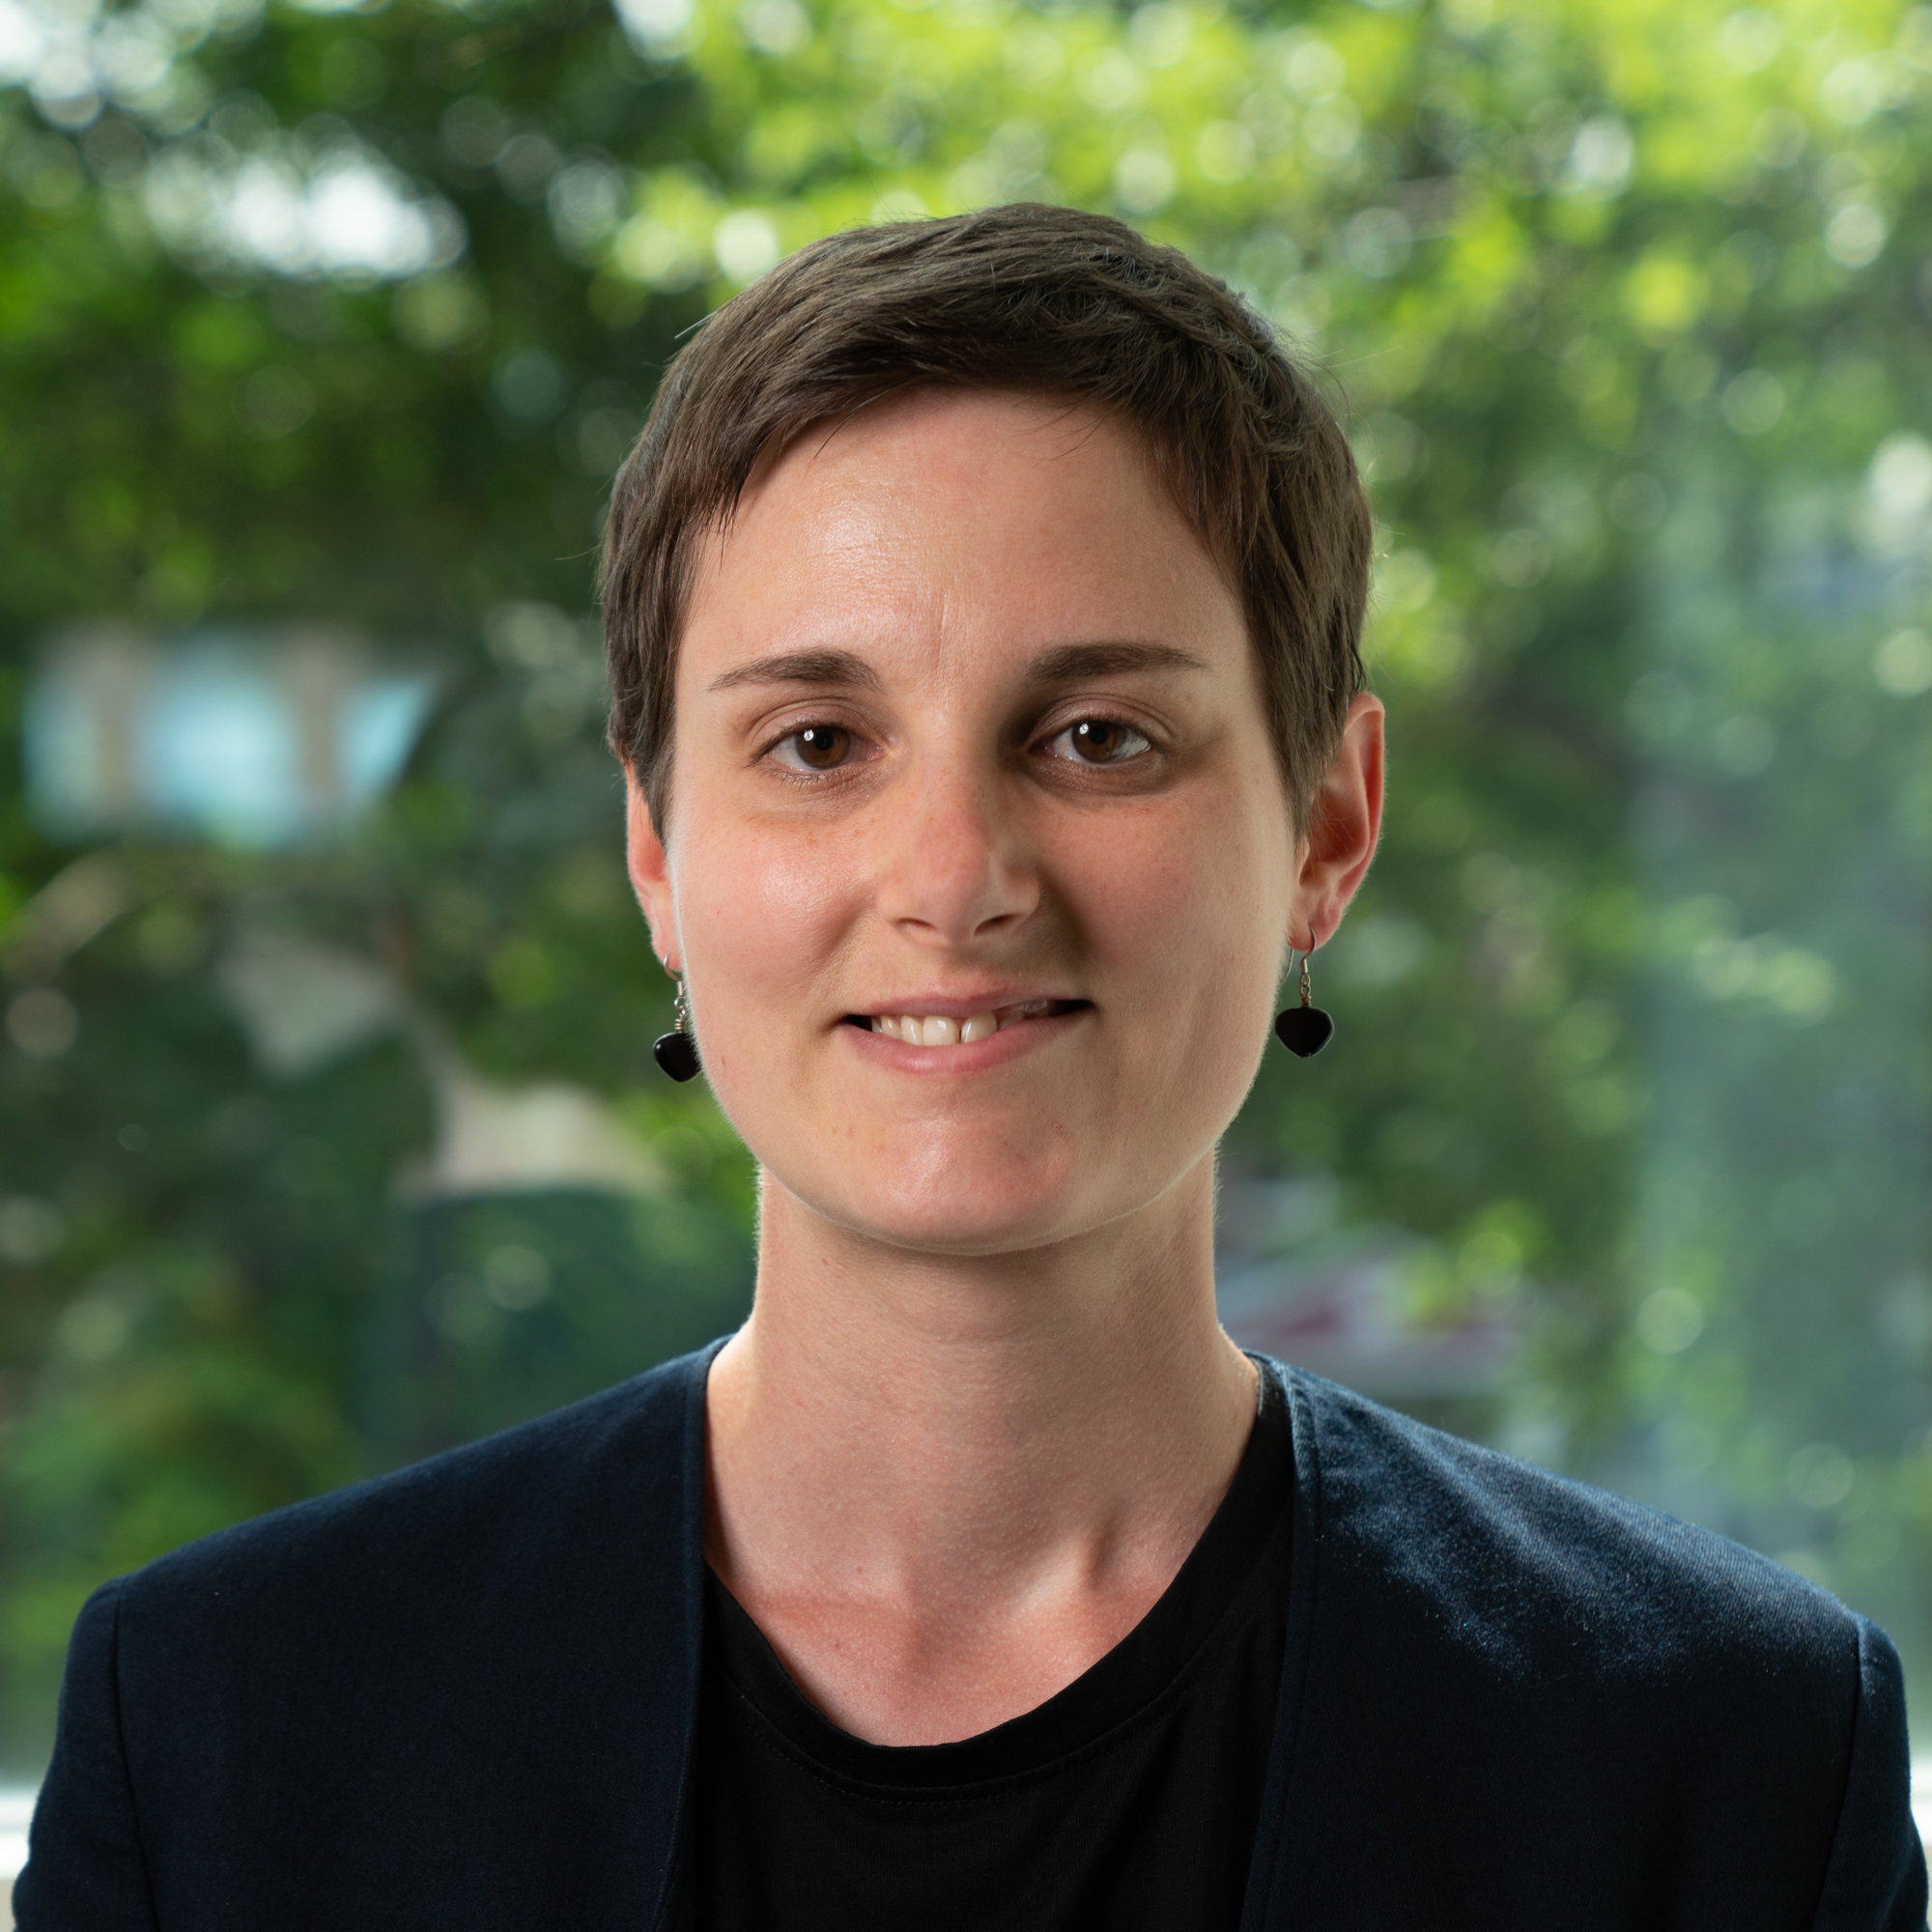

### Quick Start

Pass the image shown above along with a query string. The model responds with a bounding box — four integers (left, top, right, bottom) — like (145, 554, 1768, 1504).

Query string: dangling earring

(1274, 929, 1334, 1059)
(653, 970, 702, 1082)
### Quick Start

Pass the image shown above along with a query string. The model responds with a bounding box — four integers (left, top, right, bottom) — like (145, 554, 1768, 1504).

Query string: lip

(840, 1000, 1090, 1072)
(843, 990, 1082, 1024)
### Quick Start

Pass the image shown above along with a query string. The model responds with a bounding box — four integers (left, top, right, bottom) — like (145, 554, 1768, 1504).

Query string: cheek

(1059, 784, 1288, 1009)
(682, 832, 841, 995)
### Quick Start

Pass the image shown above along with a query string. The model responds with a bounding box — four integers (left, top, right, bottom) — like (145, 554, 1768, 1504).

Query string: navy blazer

(17, 1348, 1928, 1929)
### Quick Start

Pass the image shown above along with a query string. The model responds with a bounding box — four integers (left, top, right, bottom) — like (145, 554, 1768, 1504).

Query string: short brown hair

(602, 202, 1370, 832)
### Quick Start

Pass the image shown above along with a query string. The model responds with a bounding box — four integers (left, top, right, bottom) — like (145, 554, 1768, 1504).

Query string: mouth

(841, 998, 1091, 1048)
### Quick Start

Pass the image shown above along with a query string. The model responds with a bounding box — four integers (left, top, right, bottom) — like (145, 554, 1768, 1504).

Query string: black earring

(1274, 932, 1334, 1059)
(653, 971, 702, 1082)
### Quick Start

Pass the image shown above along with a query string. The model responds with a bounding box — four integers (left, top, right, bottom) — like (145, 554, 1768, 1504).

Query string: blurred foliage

(2, 0, 1931, 1765)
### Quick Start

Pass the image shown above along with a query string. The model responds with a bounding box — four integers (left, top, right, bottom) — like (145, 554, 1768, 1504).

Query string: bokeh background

(1, 0, 1929, 1793)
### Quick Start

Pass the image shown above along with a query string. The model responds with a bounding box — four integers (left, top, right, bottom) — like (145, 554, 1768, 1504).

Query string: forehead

(680, 388, 1242, 675)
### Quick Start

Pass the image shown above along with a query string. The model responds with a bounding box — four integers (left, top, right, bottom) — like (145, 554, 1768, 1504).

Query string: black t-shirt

(692, 1369, 1294, 1932)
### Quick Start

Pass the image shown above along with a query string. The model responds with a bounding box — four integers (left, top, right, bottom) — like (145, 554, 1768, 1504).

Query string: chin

(798, 1138, 1099, 1257)
(863, 1199, 1087, 1258)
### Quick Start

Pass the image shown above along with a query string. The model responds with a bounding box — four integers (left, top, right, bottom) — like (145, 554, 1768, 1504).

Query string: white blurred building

(23, 625, 434, 846)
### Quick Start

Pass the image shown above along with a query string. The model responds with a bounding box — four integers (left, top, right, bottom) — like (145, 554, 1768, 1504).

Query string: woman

(20, 206, 1924, 1929)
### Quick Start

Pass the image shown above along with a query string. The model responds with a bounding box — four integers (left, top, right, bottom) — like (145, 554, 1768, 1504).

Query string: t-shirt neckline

(701, 1362, 1294, 1794)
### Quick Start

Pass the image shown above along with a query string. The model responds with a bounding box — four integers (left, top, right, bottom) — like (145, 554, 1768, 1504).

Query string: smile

(845, 999, 1089, 1048)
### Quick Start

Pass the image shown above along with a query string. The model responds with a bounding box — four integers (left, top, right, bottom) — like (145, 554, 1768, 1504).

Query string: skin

(627, 387, 1382, 1746)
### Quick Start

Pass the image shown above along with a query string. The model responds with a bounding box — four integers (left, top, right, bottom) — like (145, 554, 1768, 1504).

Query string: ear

(624, 766, 681, 972)
(1291, 693, 1385, 951)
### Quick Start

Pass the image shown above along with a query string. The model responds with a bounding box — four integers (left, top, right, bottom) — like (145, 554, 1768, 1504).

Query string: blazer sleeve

(1809, 1615, 1927, 1932)
(13, 1578, 159, 1932)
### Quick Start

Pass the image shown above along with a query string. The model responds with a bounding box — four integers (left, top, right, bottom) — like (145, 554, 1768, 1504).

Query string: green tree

(2, 0, 1929, 1767)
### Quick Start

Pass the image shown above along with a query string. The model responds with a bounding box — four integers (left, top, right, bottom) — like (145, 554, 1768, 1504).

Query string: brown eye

(1045, 719, 1153, 765)
(775, 724, 853, 772)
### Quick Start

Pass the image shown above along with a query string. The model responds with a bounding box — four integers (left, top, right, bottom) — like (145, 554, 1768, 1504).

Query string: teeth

(870, 1004, 1049, 1046)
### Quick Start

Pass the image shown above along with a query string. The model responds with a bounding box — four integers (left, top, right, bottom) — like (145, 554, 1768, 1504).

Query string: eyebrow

(1024, 642, 1211, 682)
(706, 640, 1210, 695)
(707, 649, 883, 694)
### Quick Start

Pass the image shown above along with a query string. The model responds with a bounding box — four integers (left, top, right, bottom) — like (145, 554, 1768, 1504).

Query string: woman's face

(633, 388, 1304, 1258)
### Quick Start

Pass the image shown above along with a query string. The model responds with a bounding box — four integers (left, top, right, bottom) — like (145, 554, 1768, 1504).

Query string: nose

(871, 751, 1040, 949)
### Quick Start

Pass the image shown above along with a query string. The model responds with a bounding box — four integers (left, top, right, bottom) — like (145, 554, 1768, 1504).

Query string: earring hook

(1274, 923, 1334, 1059)
(653, 964, 702, 1082)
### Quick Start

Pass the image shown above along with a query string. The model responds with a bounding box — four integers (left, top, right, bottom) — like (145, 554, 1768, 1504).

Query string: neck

(702, 1155, 1258, 1743)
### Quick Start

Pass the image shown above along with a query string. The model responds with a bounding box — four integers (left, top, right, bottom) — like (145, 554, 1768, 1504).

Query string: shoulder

(1280, 1362, 1855, 1687)
(1262, 1366, 1926, 1925)
(24, 1350, 719, 1924)
(114, 1343, 712, 1657)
